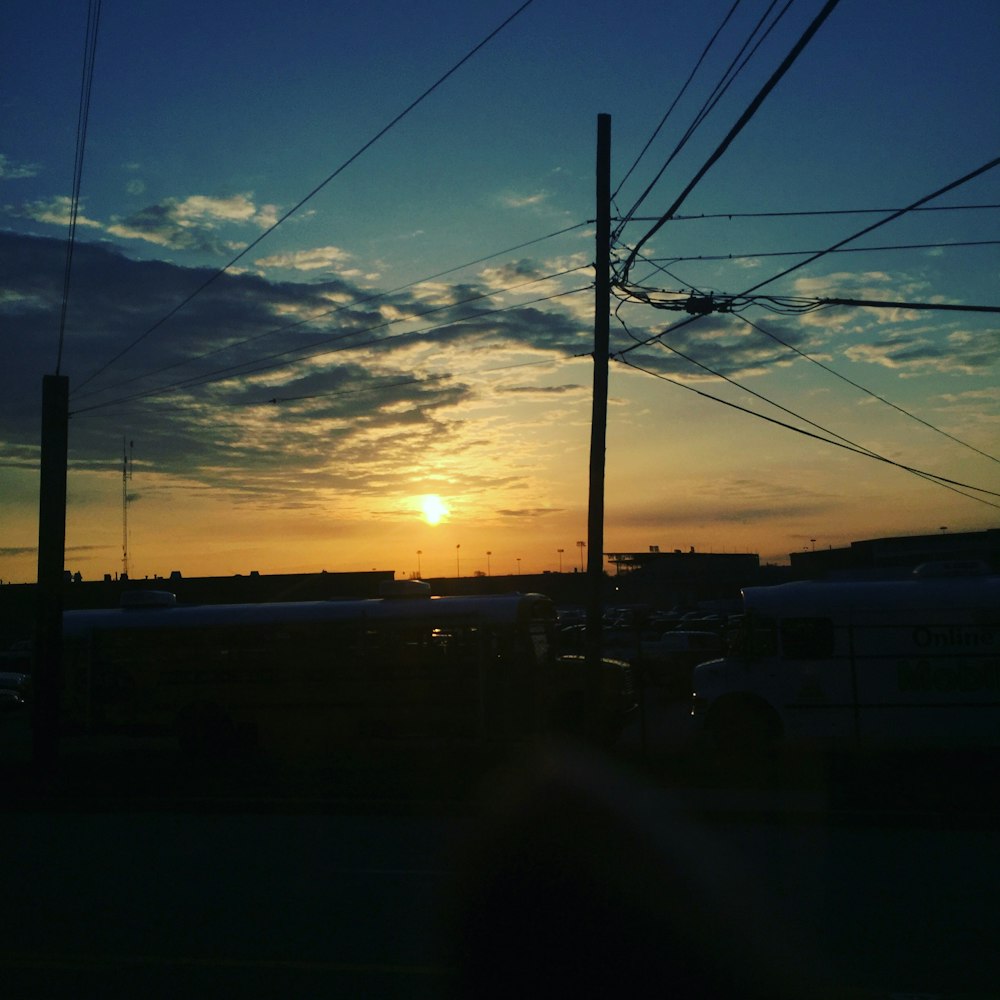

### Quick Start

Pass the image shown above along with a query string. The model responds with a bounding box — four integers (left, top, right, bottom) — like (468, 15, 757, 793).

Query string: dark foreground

(2, 707, 999, 999)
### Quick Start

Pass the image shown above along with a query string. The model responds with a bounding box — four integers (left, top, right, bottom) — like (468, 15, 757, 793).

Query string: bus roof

(63, 592, 555, 636)
(741, 575, 1000, 618)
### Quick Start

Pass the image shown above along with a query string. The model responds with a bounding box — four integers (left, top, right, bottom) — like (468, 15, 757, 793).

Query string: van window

(779, 617, 835, 659)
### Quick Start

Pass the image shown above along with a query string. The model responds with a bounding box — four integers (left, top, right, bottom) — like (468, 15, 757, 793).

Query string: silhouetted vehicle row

(58, 583, 635, 756)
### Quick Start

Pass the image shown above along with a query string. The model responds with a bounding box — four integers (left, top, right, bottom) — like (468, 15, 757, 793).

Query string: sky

(1, 0, 998, 584)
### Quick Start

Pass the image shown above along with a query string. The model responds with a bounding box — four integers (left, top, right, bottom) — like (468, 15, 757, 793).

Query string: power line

(620, 203, 1000, 223)
(615, 313, 893, 460)
(816, 296, 1000, 315)
(616, 287, 1000, 317)
(616, 356, 1000, 508)
(74, 0, 538, 394)
(645, 239, 1000, 266)
(638, 320, 995, 502)
(617, 0, 797, 235)
(613, 0, 741, 201)
(612, 302, 999, 466)
(617, 158, 1000, 352)
(737, 156, 1000, 297)
(619, 0, 843, 283)
(734, 313, 1000, 464)
(56, 0, 102, 374)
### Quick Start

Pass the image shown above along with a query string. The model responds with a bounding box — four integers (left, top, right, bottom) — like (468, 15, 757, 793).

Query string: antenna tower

(122, 437, 133, 578)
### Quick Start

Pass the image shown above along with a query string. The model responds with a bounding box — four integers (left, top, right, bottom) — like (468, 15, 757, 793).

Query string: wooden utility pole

(585, 113, 611, 726)
(34, 374, 69, 769)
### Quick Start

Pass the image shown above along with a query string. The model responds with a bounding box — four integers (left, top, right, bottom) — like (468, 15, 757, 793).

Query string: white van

(691, 565, 1000, 753)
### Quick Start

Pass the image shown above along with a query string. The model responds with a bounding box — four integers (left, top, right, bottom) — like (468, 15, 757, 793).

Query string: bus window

(729, 614, 777, 658)
(779, 617, 835, 660)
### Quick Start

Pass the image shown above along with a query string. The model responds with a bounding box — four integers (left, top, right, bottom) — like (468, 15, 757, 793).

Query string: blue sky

(1, 0, 998, 582)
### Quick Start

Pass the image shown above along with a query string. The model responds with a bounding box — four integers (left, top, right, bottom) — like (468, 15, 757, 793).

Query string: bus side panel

(761, 618, 858, 749)
(850, 613, 1000, 749)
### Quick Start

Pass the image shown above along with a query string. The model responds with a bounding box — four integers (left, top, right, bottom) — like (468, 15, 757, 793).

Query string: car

(0, 671, 29, 711)
(630, 631, 724, 698)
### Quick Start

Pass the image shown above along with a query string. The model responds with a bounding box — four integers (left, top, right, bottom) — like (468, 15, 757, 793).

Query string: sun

(420, 494, 449, 525)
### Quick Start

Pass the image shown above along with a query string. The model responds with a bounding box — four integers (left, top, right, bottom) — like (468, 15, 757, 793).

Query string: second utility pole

(585, 112, 611, 728)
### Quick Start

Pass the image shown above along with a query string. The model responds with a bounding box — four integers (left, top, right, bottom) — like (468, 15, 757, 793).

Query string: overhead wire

(73, 0, 538, 394)
(612, 0, 742, 201)
(737, 156, 1000, 297)
(616, 356, 1000, 508)
(612, 295, 999, 466)
(618, 0, 842, 283)
(618, 157, 1000, 349)
(645, 238, 1000, 267)
(615, 310, 914, 472)
(623, 203, 1000, 223)
(734, 313, 1000, 464)
(616, 0, 794, 237)
(56, 0, 102, 374)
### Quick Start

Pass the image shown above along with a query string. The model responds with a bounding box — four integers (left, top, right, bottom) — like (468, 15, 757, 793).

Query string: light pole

(576, 540, 585, 572)
(416, 550, 422, 578)
(487, 551, 492, 576)
(456, 544, 461, 577)
(516, 557, 521, 576)
(557, 548, 564, 573)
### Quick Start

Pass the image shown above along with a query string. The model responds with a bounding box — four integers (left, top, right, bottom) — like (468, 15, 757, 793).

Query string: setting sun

(420, 494, 450, 526)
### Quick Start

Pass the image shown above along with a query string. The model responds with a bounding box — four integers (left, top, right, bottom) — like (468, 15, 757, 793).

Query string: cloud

(499, 190, 549, 209)
(254, 246, 353, 272)
(0, 154, 40, 180)
(611, 313, 812, 384)
(498, 384, 584, 396)
(0, 230, 585, 511)
(106, 193, 280, 252)
(11, 195, 103, 229)
(844, 328, 999, 376)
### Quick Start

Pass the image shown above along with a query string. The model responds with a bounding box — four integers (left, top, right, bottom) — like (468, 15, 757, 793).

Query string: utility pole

(586, 113, 611, 730)
(34, 374, 69, 770)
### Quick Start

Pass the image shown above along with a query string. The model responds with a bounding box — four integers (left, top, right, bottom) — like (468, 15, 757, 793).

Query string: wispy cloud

(255, 246, 353, 272)
(11, 195, 103, 229)
(499, 190, 549, 209)
(0, 153, 40, 180)
(106, 193, 279, 252)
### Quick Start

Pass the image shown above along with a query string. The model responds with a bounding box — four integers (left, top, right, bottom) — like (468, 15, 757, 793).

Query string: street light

(516, 557, 521, 575)
(557, 548, 564, 573)
(416, 550, 422, 578)
(487, 551, 492, 576)
(576, 540, 585, 572)
(456, 544, 461, 577)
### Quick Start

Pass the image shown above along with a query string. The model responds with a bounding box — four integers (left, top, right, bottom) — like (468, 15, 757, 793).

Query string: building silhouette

(788, 528, 1000, 579)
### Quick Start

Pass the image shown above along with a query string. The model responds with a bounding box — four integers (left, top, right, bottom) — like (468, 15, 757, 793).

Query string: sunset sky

(2, 0, 998, 584)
